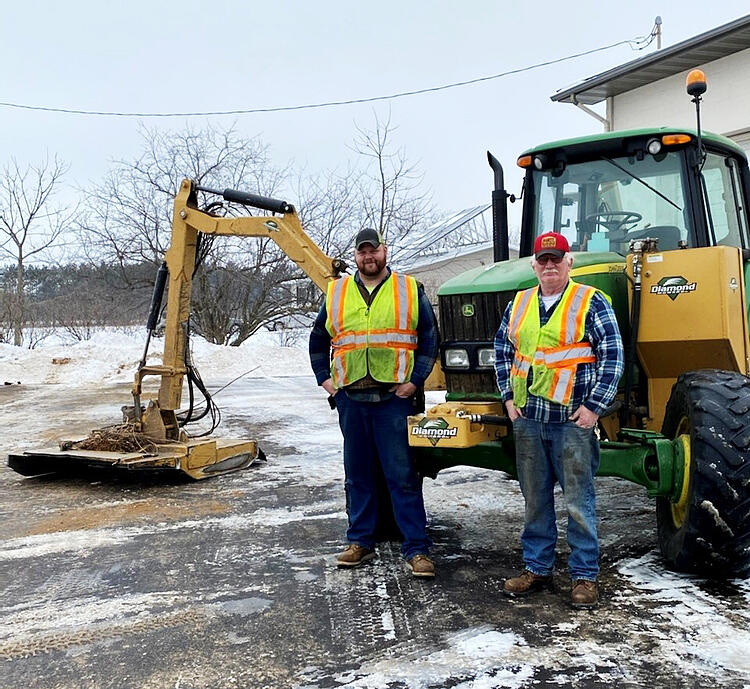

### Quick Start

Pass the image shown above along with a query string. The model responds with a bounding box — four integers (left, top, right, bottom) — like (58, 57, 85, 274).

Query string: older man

(309, 228, 439, 577)
(494, 232, 624, 608)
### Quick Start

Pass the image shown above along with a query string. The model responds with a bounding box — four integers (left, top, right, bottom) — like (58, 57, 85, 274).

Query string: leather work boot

(571, 580, 598, 609)
(336, 544, 376, 568)
(502, 569, 553, 597)
(406, 554, 435, 578)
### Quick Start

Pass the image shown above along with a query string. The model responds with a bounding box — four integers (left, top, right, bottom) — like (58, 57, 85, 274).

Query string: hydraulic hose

(137, 260, 169, 370)
(620, 245, 643, 428)
(456, 412, 512, 429)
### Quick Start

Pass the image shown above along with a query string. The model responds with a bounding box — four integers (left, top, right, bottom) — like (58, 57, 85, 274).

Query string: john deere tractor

(408, 71, 750, 577)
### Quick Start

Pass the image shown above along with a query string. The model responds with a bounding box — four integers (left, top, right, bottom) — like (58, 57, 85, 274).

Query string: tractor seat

(626, 225, 682, 251)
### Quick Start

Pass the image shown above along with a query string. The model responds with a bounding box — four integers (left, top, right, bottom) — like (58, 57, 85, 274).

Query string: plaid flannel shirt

(494, 285, 624, 423)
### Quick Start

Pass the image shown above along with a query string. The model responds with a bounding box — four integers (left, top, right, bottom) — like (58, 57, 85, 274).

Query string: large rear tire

(657, 370, 750, 577)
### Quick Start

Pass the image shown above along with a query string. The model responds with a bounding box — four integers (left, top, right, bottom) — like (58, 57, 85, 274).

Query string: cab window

(531, 151, 694, 254)
(701, 152, 749, 249)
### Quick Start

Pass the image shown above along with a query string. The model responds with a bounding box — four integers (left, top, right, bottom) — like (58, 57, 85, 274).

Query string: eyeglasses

(536, 254, 564, 265)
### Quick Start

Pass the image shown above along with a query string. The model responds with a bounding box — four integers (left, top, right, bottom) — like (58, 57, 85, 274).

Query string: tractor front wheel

(657, 370, 750, 576)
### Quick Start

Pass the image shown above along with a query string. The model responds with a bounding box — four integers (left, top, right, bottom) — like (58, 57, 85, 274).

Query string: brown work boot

(336, 544, 376, 568)
(406, 554, 435, 578)
(571, 579, 598, 609)
(503, 569, 553, 597)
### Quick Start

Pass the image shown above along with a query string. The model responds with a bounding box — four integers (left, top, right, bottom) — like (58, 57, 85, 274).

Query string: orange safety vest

(508, 280, 597, 407)
(325, 272, 419, 388)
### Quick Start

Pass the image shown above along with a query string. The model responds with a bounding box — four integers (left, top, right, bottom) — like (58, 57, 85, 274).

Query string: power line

(0, 31, 656, 119)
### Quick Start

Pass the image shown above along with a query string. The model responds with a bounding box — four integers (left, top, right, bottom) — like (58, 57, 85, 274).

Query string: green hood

(437, 252, 626, 296)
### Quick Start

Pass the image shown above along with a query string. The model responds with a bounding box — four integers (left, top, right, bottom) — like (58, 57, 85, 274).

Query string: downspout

(571, 94, 611, 131)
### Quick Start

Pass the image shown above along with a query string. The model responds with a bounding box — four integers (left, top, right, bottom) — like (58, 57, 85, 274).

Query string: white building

(552, 14, 750, 152)
(394, 205, 518, 303)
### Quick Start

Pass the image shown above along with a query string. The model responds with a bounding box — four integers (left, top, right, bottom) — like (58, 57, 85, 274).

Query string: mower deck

(8, 438, 261, 480)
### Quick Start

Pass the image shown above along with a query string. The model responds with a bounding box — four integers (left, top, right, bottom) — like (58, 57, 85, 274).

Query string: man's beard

(358, 256, 386, 276)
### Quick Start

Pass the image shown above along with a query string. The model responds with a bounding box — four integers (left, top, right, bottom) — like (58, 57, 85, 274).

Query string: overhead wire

(0, 28, 658, 119)
(393, 22, 660, 266)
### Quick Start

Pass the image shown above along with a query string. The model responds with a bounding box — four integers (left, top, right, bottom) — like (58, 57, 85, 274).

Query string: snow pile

(0, 328, 312, 386)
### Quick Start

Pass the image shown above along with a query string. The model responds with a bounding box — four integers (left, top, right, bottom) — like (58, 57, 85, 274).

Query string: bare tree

(351, 113, 435, 261)
(75, 118, 436, 347)
(295, 164, 365, 258)
(78, 123, 281, 273)
(294, 113, 436, 285)
(0, 156, 72, 346)
(0, 283, 13, 344)
(77, 124, 301, 344)
(191, 244, 303, 345)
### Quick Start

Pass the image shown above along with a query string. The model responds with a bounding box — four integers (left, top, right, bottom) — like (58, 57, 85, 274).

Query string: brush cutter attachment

(8, 427, 261, 480)
(5, 179, 345, 481)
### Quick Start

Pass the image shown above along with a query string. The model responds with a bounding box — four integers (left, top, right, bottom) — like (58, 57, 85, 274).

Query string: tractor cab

(517, 128, 750, 258)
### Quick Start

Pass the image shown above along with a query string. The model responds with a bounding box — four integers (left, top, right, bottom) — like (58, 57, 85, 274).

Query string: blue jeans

(335, 391, 431, 560)
(513, 417, 600, 581)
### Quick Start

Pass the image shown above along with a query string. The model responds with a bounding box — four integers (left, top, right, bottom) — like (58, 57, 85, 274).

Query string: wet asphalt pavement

(1, 378, 749, 688)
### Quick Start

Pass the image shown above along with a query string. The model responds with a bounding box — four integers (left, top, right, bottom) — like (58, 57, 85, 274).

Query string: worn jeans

(513, 417, 600, 581)
(335, 391, 431, 560)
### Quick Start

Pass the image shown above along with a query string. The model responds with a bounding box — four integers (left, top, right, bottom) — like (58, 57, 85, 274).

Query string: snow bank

(0, 328, 311, 386)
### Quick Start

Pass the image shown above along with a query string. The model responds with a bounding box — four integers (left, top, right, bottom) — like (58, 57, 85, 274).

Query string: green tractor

(408, 72, 750, 577)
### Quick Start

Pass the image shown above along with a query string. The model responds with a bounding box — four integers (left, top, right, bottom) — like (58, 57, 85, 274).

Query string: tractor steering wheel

(585, 211, 643, 240)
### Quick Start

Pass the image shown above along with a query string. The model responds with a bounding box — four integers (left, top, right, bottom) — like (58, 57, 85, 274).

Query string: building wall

(611, 47, 750, 150)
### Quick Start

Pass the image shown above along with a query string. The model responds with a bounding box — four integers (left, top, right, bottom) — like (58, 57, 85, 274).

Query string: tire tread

(657, 369, 750, 576)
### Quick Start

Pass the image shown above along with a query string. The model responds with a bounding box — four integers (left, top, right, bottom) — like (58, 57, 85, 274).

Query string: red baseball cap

(533, 232, 569, 259)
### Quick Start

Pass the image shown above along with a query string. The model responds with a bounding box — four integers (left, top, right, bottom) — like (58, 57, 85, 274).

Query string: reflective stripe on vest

(509, 281, 597, 407)
(325, 272, 419, 387)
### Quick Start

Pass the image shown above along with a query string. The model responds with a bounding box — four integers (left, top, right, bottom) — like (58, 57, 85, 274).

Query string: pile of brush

(60, 425, 159, 454)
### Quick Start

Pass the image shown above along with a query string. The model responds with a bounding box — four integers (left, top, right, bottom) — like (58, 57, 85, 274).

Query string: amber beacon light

(686, 69, 707, 97)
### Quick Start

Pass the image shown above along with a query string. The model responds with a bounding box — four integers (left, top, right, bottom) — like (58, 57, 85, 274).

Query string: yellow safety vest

(325, 272, 419, 388)
(508, 280, 597, 407)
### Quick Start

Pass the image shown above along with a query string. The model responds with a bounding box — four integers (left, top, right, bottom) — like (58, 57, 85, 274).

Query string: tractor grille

(439, 291, 516, 396)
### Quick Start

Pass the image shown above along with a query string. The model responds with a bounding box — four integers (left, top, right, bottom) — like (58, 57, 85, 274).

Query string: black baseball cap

(354, 228, 385, 250)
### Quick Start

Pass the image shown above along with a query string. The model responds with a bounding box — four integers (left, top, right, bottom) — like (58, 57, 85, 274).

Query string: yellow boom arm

(133, 178, 346, 437)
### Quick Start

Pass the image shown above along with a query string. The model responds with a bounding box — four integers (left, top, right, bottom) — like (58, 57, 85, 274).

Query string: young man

(494, 232, 624, 608)
(309, 228, 439, 577)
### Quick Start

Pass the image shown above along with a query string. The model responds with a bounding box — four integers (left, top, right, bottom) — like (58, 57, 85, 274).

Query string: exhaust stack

(487, 151, 510, 262)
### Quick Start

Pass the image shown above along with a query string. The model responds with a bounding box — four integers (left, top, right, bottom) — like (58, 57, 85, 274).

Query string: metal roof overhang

(552, 14, 750, 105)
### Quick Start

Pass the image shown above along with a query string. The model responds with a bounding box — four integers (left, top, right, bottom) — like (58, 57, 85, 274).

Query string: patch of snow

(0, 507, 347, 561)
(700, 500, 734, 536)
(1, 591, 187, 641)
(334, 627, 531, 689)
(618, 551, 750, 677)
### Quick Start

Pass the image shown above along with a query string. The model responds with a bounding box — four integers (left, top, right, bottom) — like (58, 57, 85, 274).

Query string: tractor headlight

(477, 348, 496, 368)
(647, 138, 662, 155)
(445, 348, 470, 369)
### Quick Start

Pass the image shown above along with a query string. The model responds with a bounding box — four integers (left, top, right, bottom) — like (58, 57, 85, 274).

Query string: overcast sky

(2, 1, 749, 223)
